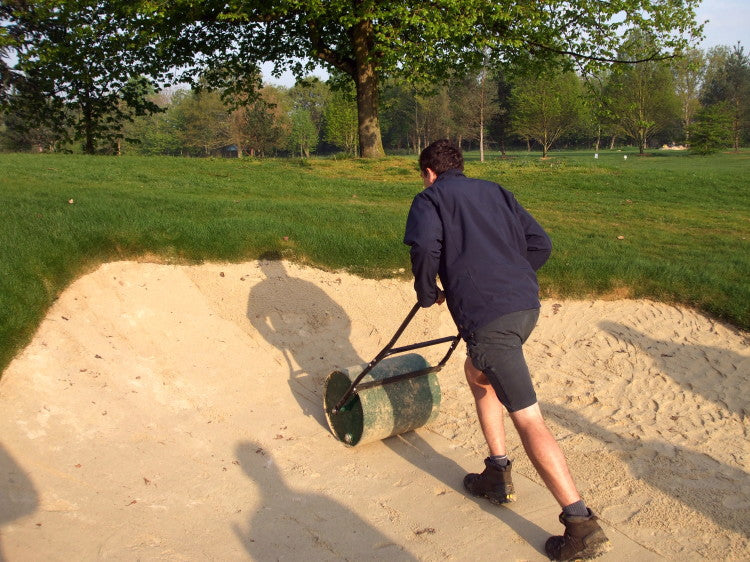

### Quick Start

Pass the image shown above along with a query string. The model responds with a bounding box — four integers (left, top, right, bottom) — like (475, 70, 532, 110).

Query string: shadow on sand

(0, 444, 39, 562)
(232, 440, 418, 560)
(382, 432, 551, 556)
(543, 401, 750, 537)
(599, 320, 749, 417)
(247, 256, 363, 429)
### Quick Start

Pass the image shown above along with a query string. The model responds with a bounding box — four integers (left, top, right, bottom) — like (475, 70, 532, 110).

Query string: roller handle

(330, 302, 460, 414)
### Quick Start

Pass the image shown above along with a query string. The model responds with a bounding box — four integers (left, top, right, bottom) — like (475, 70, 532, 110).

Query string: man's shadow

(599, 321, 749, 417)
(0, 444, 39, 562)
(247, 255, 364, 428)
(233, 440, 418, 560)
(382, 432, 551, 556)
(542, 402, 750, 537)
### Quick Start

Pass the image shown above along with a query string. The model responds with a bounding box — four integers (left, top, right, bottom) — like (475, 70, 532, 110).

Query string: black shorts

(466, 308, 540, 413)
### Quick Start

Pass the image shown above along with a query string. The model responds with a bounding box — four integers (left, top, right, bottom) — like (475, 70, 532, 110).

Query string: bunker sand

(0, 260, 748, 560)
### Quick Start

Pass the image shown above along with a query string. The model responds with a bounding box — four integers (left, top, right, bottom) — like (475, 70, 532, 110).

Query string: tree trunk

(733, 110, 740, 152)
(352, 18, 385, 158)
(594, 125, 601, 152)
(479, 67, 486, 163)
(83, 98, 95, 155)
(609, 135, 616, 150)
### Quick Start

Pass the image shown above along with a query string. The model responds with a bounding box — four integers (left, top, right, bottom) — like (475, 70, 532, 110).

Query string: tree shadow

(232, 440, 418, 560)
(247, 255, 363, 429)
(0, 444, 39, 562)
(542, 402, 750, 537)
(382, 432, 550, 556)
(598, 321, 749, 417)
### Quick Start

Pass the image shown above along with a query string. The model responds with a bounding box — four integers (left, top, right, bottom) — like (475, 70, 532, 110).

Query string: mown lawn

(1, 149, 748, 374)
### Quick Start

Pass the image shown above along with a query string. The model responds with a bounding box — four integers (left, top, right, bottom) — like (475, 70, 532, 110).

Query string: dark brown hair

(419, 139, 464, 176)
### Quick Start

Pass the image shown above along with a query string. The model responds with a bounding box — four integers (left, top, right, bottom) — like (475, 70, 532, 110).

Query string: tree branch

(526, 41, 676, 64)
(308, 20, 355, 76)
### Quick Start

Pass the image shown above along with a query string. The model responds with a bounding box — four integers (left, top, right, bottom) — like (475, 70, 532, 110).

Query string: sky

(694, 0, 750, 50)
(262, 0, 750, 87)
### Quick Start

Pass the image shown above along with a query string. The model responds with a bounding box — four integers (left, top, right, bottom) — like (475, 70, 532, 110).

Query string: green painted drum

(323, 353, 441, 447)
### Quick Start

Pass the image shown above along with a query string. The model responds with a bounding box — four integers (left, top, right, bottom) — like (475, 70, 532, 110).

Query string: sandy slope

(1, 260, 748, 560)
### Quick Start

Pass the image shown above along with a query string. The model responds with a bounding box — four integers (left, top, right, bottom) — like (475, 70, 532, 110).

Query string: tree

(0, 106, 57, 152)
(288, 78, 329, 143)
(170, 89, 228, 156)
(2, 1, 161, 153)
(449, 67, 499, 160)
(511, 68, 587, 157)
(701, 44, 750, 151)
(379, 79, 417, 151)
(688, 102, 733, 154)
(582, 70, 620, 152)
(324, 89, 359, 156)
(288, 108, 317, 158)
(416, 87, 453, 149)
(488, 71, 513, 155)
(124, 0, 703, 157)
(605, 32, 681, 154)
(238, 86, 288, 157)
(671, 48, 705, 144)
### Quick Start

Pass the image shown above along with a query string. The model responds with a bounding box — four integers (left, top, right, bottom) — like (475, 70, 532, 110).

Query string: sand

(1, 259, 748, 560)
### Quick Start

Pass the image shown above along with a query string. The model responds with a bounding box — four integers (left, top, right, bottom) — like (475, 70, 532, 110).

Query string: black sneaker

(545, 509, 611, 561)
(463, 457, 516, 504)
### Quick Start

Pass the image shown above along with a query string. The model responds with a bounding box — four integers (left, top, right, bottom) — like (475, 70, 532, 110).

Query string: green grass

(1, 149, 748, 375)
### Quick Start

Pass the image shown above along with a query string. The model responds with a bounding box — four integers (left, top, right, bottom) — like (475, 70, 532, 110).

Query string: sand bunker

(1, 260, 748, 560)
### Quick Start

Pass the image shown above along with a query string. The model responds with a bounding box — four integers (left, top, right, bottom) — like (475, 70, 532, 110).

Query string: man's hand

(436, 289, 445, 305)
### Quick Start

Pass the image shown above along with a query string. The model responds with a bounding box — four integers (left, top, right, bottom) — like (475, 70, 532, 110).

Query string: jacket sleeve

(403, 193, 443, 307)
(515, 200, 552, 271)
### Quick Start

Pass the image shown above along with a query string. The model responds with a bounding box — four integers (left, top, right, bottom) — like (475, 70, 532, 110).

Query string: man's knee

(508, 402, 545, 430)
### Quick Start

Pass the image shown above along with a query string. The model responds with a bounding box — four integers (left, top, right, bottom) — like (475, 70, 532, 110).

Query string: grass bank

(1, 150, 748, 374)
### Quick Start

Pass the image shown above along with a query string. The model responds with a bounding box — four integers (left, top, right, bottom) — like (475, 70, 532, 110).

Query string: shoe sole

(485, 492, 516, 505)
(463, 475, 516, 505)
(546, 535, 612, 561)
(572, 537, 612, 561)
(463, 480, 516, 504)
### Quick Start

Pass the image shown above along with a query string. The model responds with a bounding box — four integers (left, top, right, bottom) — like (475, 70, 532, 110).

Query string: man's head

(419, 139, 464, 187)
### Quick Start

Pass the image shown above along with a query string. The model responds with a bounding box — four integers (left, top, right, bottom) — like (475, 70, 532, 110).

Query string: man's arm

(403, 194, 443, 307)
(515, 200, 552, 271)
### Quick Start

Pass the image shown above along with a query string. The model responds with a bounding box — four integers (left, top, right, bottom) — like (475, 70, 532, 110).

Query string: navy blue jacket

(403, 169, 552, 339)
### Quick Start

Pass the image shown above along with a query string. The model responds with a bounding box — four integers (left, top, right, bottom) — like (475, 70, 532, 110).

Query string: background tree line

(2, 0, 711, 158)
(3, 38, 747, 157)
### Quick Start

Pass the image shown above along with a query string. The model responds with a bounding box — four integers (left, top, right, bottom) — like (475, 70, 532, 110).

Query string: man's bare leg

(464, 357, 507, 456)
(508, 402, 581, 508)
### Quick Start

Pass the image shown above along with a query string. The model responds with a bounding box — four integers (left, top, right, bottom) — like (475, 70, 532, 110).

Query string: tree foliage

(324, 89, 358, 157)
(688, 102, 733, 154)
(1, 0, 162, 153)
(671, 48, 705, 143)
(511, 68, 587, 157)
(605, 31, 681, 154)
(115, 0, 703, 157)
(701, 44, 750, 151)
(288, 108, 317, 158)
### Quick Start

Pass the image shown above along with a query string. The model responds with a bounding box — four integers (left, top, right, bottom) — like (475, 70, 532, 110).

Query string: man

(403, 139, 610, 561)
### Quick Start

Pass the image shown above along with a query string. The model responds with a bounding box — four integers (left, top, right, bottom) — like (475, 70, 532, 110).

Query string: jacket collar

(437, 169, 465, 181)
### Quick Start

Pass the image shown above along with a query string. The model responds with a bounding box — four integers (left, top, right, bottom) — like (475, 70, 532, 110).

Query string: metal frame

(330, 302, 461, 414)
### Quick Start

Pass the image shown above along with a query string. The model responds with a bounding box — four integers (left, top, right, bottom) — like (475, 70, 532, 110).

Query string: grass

(1, 149, 748, 375)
